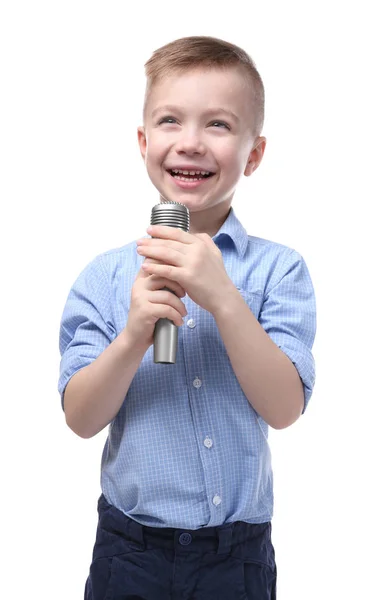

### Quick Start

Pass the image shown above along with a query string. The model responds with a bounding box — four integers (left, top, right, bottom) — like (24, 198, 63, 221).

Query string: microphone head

(151, 201, 190, 232)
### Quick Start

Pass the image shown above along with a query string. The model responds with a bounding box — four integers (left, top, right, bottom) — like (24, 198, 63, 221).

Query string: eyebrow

(151, 105, 239, 123)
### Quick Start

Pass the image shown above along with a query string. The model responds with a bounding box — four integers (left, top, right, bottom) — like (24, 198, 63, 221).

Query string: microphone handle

(151, 201, 189, 364)
(153, 296, 179, 364)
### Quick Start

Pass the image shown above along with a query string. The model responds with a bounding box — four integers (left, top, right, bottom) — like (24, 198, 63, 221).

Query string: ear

(137, 126, 147, 161)
(244, 136, 267, 176)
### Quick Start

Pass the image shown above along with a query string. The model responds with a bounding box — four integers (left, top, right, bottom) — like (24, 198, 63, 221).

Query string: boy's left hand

(136, 225, 236, 315)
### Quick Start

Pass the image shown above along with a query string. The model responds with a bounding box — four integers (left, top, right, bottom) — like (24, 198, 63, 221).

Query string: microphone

(150, 201, 190, 364)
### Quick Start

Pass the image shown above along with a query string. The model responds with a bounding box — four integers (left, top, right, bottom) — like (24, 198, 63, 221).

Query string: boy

(59, 36, 316, 599)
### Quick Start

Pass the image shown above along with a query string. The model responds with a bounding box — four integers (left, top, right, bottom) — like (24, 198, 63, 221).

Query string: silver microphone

(151, 201, 190, 364)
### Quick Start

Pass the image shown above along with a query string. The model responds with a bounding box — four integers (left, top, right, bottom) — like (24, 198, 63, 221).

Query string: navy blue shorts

(85, 494, 277, 599)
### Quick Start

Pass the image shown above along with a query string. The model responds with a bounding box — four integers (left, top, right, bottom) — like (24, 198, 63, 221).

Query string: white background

(1, 1, 383, 598)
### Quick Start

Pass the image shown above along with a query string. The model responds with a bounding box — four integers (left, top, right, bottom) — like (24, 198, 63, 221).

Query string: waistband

(97, 494, 271, 556)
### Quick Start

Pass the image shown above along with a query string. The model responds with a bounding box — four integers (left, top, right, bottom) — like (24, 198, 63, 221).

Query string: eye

(209, 121, 230, 130)
(158, 116, 178, 125)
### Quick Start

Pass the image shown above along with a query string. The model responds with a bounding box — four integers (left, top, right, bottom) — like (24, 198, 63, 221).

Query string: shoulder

(96, 239, 139, 264)
(247, 233, 303, 271)
(247, 233, 297, 256)
(65, 240, 141, 306)
(242, 234, 313, 296)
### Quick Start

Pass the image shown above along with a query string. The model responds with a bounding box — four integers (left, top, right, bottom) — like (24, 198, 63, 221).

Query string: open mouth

(167, 169, 214, 182)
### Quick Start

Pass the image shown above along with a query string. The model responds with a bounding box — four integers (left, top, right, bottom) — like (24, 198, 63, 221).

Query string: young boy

(59, 36, 316, 599)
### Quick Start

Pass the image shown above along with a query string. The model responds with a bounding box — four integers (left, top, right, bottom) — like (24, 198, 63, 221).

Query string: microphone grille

(151, 201, 190, 232)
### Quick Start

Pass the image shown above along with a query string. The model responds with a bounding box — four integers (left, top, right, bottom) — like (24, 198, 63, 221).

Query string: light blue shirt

(58, 207, 316, 529)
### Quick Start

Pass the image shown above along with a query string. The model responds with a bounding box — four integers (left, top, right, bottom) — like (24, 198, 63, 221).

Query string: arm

(59, 255, 149, 439)
(213, 249, 316, 430)
(59, 250, 187, 439)
(213, 287, 304, 429)
(64, 331, 148, 439)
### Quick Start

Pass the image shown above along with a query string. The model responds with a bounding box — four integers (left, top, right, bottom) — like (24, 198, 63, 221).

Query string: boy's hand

(125, 259, 188, 349)
(136, 225, 235, 315)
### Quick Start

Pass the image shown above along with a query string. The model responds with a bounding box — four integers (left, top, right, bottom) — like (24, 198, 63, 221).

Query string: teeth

(171, 169, 211, 176)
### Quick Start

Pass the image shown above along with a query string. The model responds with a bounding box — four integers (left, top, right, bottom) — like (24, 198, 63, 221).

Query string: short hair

(143, 36, 265, 135)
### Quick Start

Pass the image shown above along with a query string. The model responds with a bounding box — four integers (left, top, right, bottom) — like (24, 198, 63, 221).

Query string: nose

(175, 127, 206, 156)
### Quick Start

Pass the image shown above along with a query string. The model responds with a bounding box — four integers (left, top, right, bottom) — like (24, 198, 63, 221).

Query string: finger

(138, 238, 185, 252)
(141, 262, 177, 281)
(136, 261, 186, 297)
(146, 225, 194, 244)
(146, 275, 186, 298)
(149, 290, 188, 319)
(152, 304, 185, 327)
(137, 245, 183, 266)
(136, 257, 163, 279)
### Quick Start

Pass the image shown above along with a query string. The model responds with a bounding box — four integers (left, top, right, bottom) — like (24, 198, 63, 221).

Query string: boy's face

(138, 67, 266, 222)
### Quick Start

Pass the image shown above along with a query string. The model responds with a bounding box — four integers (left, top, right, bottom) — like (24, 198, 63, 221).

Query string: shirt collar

(212, 207, 248, 258)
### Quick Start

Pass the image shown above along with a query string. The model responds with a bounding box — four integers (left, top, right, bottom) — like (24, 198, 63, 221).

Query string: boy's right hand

(125, 259, 188, 349)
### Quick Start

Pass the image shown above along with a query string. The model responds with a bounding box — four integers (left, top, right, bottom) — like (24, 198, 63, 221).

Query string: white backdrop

(1, 1, 383, 598)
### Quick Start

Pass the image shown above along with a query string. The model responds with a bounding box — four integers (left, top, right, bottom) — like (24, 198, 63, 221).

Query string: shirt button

(204, 437, 213, 449)
(179, 532, 192, 545)
(187, 319, 196, 328)
(193, 377, 202, 388)
(212, 495, 222, 506)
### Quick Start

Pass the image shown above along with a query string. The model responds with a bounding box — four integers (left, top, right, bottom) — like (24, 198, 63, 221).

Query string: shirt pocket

(236, 287, 264, 321)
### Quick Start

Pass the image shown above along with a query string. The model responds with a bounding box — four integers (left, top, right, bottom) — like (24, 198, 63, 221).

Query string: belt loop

(217, 524, 233, 555)
(127, 518, 145, 549)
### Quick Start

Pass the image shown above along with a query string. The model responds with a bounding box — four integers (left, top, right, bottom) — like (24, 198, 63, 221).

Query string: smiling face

(138, 67, 266, 234)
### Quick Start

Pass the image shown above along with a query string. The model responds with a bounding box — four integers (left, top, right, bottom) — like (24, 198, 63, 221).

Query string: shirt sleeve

(259, 249, 316, 412)
(58, 254, 116, 411)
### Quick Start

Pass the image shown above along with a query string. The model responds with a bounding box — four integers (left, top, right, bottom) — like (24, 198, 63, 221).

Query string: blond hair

(143, 36, 265, 135)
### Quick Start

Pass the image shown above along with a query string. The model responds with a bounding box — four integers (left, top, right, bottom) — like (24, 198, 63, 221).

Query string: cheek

(214, 139, 242, 165)
(146, 136, 173, 165)
(219, 149, 244, 178)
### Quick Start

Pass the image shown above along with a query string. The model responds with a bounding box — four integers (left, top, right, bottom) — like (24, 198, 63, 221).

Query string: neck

(190, 208, 231, 237)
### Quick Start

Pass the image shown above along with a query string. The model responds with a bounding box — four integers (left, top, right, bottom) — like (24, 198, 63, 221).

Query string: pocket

(86, 556, 113, 600)
(88, 548, 148, 600)
(234, 522, 277, 600)
(243, 560, 277, 600)
(236, 288, 264, 320)
(105, 548, 168, 600)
